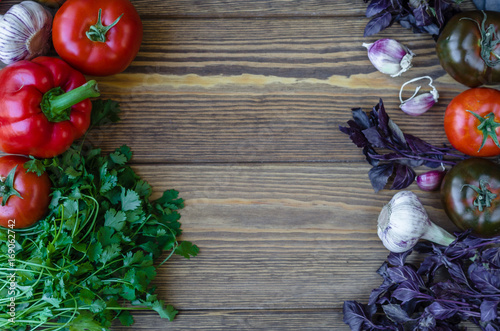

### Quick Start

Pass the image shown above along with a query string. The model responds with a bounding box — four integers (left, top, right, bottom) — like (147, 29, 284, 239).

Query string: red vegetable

(444, 87, 500, 157)
(0, 155, 51, 229)
(0, 56, 99, 158)
(52, 0, 143, 76)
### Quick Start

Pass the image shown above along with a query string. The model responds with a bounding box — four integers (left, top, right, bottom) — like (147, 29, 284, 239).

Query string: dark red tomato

(436, 10, 500, 87)
(0, 156, 51, 229)
(52, 0, 142, 76)
(441, 158, 500, 237)
(444, 87, 500, 157)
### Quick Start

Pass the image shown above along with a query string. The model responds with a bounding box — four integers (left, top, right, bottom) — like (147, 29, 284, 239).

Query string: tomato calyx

(465, 110, 500, 152)
(86, 8, 124, 43)
(0, 166, 23, 206)
(41, 80, 100, 122)
(460, 11, 500, 67)
(462, 179, 498, 212)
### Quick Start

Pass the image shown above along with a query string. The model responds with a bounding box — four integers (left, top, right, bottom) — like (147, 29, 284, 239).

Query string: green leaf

(90, 299, 106, 313)
(151, 301, 178, 321)
(41, 294, 61, 308)
(69, 311, 104, 331)
(118, 310, 134, 326)
(154, 189, 184, 211)
(24, 157, 46, 176)
(104, 209, 127, 231)
(121, 188, 141, 211)
(100, 243, 121, 265)
(175, 241, 200, 259)
(123, 251, 145, 267)
(90, 99, 121, 128)
(87, 241, 103, 263)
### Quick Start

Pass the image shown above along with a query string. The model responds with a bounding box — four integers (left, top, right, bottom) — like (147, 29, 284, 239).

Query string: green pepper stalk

(40, 80, 100, 123)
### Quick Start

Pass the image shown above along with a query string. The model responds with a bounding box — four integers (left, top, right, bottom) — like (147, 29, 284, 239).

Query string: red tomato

(52, 0, 143, 76)
(444, 87, 500, 157)
(0, 156, 51, 229)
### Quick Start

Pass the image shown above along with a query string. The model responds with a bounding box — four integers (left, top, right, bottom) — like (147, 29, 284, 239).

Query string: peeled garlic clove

(0, 1, 53, 65)
(362, 38, 414, 77)
(399, 76, 439, 116)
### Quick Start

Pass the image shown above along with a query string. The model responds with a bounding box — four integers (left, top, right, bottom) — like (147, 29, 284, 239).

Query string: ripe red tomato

(0, 156, 51, 229)
(444, 87, 500, 157)
(52, 0, 143, 76)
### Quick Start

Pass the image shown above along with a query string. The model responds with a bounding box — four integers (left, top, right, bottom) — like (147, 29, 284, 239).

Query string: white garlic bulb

(0, 1, 53, 65)
(377, 191, 455, 253)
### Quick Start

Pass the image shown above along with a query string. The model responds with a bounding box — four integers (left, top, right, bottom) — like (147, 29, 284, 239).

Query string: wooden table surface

(0, 0, 483, 329)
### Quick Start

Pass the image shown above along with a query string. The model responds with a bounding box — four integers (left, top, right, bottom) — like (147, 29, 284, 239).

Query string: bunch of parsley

(344, 231, 500, 330)
(0, 100, 198, 330)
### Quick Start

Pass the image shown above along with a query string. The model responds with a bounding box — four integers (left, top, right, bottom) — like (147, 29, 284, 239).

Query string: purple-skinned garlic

(399, 76, 439, 116)
(377, 191, 455, 253)
(362, 38, 414, 77)
(416, 169, 446, 192)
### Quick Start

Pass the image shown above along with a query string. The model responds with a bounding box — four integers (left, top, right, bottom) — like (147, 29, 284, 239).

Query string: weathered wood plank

(89, 18, 468, 163)
(112, 309, 344, 330)
(131, 163, 457, 310)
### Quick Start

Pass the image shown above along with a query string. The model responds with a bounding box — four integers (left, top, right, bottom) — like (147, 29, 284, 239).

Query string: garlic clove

(399, 76, 439, 116)
(0, 1, 53, 65)
(362, 38, 414, 77)
(416, 169, 446, 191)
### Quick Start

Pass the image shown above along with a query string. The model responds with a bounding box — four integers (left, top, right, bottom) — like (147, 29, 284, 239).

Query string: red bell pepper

(0, 56, 100, 158)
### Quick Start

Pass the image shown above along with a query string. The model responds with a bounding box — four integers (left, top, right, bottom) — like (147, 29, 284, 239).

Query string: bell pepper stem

(41, 80, 100, 123)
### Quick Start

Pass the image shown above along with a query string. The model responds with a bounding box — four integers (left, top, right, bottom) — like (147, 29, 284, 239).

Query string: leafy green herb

(0, 99, 198, 330)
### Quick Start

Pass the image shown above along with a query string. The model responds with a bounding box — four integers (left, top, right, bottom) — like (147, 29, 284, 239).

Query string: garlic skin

(416, 169, 446, 192)
(377, 191, 455, 253)
(362, 39, 414, 77)
(0, 1, 53, 65)
(399, 76, 439, 116)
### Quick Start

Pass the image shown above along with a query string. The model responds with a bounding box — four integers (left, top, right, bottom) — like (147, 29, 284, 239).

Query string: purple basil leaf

(388, 119, 407, 149)
(366, 0, 391, 18)
(363, 126, 387, 148)
(369, 278, 394, 306)
(469, 263, 500, 294)
(363, 146, 380, 167)
(392, 281, 429, 304)
(390, 164, 415, 190)
(387, 250, 413, 267)
(483, 247, 500, 268)
(426, 302, 458, 320)
(342, 301, 377, 331)
(352, 108, 372, 130)
(364, 11, 393, 37)
(369, 163, 394, 192)
(374, 99, 390, 137)
(480, 300, 499, 322)
(446, 260, 471, 287)
(339, 120, 368, 148)
(382, 304, 413, 324)
(388, 265, 425, 287)
(412, 4, 432, 27)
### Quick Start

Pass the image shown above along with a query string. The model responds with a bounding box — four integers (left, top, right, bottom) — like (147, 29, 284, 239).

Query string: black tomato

(436, 10, 500, 88)
(441, 158, 500, 237)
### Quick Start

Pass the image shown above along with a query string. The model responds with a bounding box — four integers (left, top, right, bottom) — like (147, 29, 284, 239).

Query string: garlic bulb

(399, 76, 439, 116)
(0, 1, 53, 65)
(377, 191, 455, 253)
(362, 39, 414, 77)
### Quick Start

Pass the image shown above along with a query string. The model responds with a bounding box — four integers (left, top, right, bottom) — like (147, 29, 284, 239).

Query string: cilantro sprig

(0, 100, 198, 330)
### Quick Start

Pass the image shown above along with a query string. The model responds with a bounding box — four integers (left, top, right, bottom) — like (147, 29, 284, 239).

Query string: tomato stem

(461, 180, 497, 212)
(0, 166, 23, 206)
(40, 80, 100, 123)
(460, 11, 500, 67)
(86, 8, 124, 43)
(466, 110, 500, 152)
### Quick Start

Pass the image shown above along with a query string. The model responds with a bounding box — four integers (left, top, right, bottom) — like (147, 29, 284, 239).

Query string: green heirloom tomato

(441, 158, 500, 237)
(436, 10, 500, 87)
